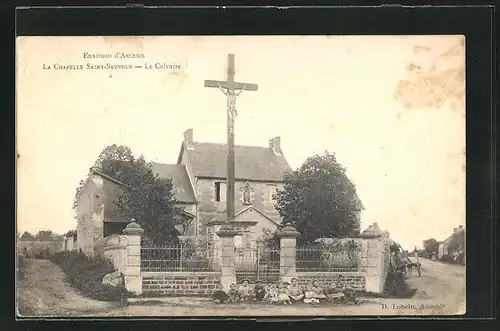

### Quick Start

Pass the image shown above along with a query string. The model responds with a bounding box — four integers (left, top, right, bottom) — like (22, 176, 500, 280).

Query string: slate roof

(93, 169, 128, 187)
(151, 163, 197, 203)
(179, 142, 292, 182)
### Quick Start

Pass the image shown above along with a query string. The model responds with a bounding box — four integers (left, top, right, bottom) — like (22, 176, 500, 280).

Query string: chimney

(453, 227, 458, 233)
(183, 129, 194, 149)
(269, 136, 282, 155)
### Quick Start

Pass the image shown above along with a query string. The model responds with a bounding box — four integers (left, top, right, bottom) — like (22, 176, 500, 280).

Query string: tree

(74, 144, 182, 245)
(73, 145, 135, 209)
(114, 158, 183, 245)
(259, 228, 281, 249)
(422, 238, 439, 257)
(19, 231, 35, 241)
(34, 230, 59, 241)
(447, 231, 465, 254)
(275, 151, 363, 244)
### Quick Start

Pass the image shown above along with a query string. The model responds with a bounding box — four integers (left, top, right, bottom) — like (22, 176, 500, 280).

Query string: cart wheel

(417, 263, 421, 277)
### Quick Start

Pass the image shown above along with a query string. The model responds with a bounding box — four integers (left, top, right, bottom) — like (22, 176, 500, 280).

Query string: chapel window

(267, 184, 278, 204)
(214, 182, 226, 202)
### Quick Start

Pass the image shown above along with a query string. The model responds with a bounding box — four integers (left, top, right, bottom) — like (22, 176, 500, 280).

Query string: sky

(16, 35, 465, 250)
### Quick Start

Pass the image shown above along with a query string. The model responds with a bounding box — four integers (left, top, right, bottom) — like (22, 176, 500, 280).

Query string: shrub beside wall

(49, 251, 130, 301)
(441, 254, 465, 265)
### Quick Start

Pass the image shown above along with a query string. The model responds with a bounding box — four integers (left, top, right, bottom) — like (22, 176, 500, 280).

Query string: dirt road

(405, 258, 465, 300)
(17, 258, 120, 317)
(362, 258, 466, 315)
(17, 257, 465, 317)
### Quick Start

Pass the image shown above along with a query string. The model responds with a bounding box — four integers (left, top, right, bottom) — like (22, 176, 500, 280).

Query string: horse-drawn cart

(390, 242, 421, 278)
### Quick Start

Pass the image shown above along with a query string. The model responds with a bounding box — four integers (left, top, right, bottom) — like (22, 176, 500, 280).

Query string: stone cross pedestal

(216, 224, 239, 291)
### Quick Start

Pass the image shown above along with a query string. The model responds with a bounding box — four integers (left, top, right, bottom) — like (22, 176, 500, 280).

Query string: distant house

(438, 225, 465, 259)
(74, 128, 293, 255)
(62, 230, 77, 252)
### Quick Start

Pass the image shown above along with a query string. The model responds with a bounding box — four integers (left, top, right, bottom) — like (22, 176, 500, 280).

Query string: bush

(296, 240, 361, 271)
(31, 248, 54, 260)
(441, 253, 465, 265)
(49, 251, 130, 301)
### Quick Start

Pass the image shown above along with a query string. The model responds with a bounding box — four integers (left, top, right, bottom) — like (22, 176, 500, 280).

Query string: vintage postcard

(16, 35, 465, 317)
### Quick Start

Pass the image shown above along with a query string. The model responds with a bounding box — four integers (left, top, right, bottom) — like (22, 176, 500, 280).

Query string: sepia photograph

(16, 35, 465, 317)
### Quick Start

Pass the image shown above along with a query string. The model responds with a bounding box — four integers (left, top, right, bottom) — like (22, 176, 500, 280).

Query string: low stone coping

(104, 244, 126, 250)
(128, 297, 213, 304)
(206, 220, 258, 226)
(296, 271, 365, 277)
(142, 271, 221, 277)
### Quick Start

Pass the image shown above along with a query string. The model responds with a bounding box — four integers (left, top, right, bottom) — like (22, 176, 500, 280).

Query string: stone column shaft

(278, 226, 300, 282)
(361, 237, 385, 293)
(216, 225, 238, 292)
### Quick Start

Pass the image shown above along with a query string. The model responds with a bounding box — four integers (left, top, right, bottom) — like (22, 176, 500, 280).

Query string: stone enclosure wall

(142, 272, 221, 297)
(141, 272, 365, 297)
(100, 222, 390, 297)
(100, 234, 127, 274)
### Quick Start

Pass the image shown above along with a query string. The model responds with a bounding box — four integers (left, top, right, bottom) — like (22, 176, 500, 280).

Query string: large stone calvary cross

(204, 54, 258, 225)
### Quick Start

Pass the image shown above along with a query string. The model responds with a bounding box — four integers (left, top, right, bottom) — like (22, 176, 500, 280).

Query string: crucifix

(204, 54, 258, 224)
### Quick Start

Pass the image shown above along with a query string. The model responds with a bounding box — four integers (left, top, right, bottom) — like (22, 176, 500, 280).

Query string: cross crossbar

(204, 80, 258, 91)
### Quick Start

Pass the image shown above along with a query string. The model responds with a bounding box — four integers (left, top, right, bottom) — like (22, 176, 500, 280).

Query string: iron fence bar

(256, 242, 260, 281)
(179, 242, 183, 271)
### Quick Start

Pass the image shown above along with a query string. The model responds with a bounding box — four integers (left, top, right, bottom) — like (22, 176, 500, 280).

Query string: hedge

(441, 254, 465, 265)
(49, 251, 130, 302)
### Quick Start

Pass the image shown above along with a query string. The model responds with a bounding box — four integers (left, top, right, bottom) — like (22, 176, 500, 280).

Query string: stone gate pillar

(278, 225, 300, 282)
(122, 220, 144, 295)
(359, 223, 386, 293)
(216, 224, 238, 291)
